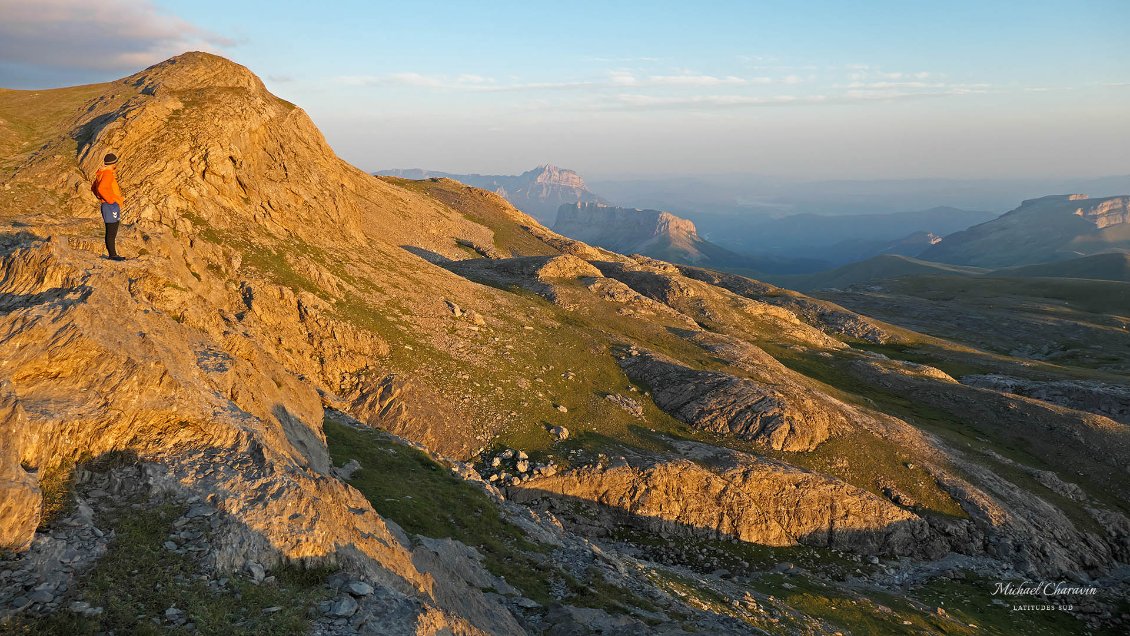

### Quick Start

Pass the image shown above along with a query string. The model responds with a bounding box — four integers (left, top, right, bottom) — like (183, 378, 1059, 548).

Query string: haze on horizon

(1, 0, 1127, 182)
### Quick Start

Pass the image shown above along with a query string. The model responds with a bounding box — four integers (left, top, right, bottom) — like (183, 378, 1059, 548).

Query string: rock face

(961, 374, 1130, 424)
(554, 202, 757, 269)
(554, 203, 697, 254)
(920, 194, 1130, 267)
(0, 383, 39, 552)
(376, 164, 605, 223)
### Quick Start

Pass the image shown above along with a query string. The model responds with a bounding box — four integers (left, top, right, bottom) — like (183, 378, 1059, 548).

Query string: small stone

(868, 556, 880, 565)
(548, 425, 569, 441)
(554, 404, 568, 413)
(163, 541, 178, 551)
(327, 595, 359, 617)
(490, 457, 501, 468)
(333, 459, 362, 480)
(346, 581, 374, 596)
(28, 589, 54, 604)
(517, 451, 528, 460)
(263, 606, 283, 613)
(516, 460, 530, 473)
(247, 562, 266, 583)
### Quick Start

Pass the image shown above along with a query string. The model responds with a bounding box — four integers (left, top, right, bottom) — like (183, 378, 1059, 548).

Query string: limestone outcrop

(617, 348, 841, 451)
(512, 441, 936, 555)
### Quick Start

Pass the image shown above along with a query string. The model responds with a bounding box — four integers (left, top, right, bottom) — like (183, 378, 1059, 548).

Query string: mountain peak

(126, 51, 265, 95)
(523, 164, 587, 189)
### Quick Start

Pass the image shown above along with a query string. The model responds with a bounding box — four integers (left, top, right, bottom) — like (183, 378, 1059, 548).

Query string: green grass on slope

(775, 573, 1109, 636)
(622, 529, 1104, 635)
(883, 275, 1130, 316)
(323, 415, 657, 614)
(775, 256, 987, 292)
(997, 252, 1130, 283)
(5, 504, 330, 635)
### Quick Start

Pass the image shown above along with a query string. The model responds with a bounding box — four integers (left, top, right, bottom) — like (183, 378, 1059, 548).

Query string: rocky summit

(1, 52, 1128, 635)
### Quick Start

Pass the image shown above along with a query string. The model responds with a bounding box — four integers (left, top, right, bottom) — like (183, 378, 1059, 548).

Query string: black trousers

(104, 222, 119, 258)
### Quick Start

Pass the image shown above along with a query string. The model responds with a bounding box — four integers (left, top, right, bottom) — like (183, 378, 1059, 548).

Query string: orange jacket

(91, 166, 123, 205)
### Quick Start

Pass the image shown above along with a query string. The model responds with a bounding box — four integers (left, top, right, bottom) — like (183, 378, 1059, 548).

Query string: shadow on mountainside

(0, 286, 92, 315)
(399, 245, 452, 265)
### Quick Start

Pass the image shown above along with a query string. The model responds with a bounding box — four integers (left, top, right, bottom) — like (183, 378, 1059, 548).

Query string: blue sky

(2, 0, 1128, 179)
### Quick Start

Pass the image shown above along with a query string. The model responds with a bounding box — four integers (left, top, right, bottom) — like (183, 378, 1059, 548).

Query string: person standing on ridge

(90, 153, 126, 261)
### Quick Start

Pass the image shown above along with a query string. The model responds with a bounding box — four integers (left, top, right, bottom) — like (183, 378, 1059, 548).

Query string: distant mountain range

(920, 194, 1130, 267)
(772, 194, 1130, 291)
(693, 206, 1000, 265)
(375, 165, 604, 223)
(375, 166, 1003, 271)
(589, 174, 1130, 217)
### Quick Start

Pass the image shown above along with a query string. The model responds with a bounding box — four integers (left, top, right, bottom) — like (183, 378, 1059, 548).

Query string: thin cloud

(613, 93, 828, 109)
(0, 0, 234, 73)
(341, 70, 800, 91)
(606, 85, 988, 111)
(581, 55, 662, 63)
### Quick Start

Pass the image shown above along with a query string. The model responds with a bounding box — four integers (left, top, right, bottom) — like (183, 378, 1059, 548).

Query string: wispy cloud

(613, 93, 827, 109)
(0, 0, 234, 73)
(340, 62, 998, 113)
(337, 70, 802, 91)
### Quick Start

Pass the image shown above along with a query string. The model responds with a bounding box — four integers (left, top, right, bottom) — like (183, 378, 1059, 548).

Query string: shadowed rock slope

(1, 53, 1128, 634)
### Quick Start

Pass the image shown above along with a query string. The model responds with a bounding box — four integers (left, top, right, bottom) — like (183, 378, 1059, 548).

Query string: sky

(1, 0, 1128, 181)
